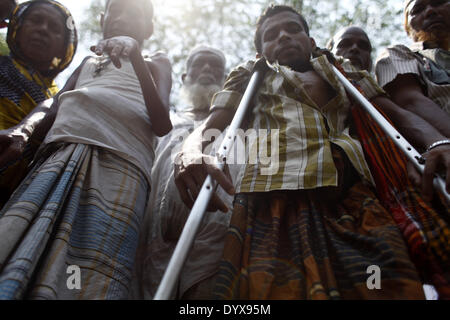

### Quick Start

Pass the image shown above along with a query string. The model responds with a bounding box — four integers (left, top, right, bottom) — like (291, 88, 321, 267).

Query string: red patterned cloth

(344, 63, 450, 299)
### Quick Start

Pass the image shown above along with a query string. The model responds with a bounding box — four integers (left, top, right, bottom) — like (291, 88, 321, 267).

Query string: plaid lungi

(0, 143, 149, 299)
(213, 147, 425, 300)
(351, 104, 450, 299)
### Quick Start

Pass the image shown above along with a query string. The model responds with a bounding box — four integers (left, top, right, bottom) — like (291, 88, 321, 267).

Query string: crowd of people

(0, 0, 448, 300)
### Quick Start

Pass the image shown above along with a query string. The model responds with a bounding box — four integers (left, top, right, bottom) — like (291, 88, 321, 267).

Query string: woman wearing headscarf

(0, 0, 77, 207)
(375, 0, 450, 299)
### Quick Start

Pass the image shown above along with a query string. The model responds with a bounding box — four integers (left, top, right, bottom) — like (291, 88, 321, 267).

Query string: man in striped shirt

(174, 4, 425, 299)
(375, 0, 450, 201)
(329, 22, 449, 300)
(327, 21, 450, 203)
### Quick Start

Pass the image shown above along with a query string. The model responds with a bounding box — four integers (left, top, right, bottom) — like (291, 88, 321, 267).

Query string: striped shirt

(375, 43, 450, 114)
(211, 55, 384, 193)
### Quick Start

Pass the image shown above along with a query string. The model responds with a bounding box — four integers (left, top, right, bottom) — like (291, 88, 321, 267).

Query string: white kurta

(134, 109, 240, 299)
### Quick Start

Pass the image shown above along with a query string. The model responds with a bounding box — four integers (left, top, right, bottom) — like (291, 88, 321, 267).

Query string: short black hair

(254, 4, 310, 54)
(326, 26, 372, 52)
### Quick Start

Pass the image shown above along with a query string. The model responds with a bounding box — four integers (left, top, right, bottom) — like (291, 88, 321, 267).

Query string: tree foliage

(79, 0, 407, 105)
(0, 35, 8, 56)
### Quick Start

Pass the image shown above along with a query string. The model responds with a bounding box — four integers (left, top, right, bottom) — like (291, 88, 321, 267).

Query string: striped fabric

(375, 43, 450, 114)
(211, 55, 384, 193)
(0, 143, 149, 299)
(213, 146, 425, 300)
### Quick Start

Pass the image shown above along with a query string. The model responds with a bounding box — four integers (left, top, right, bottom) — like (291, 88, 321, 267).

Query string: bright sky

(15, 0, 407, 88)
(50, 0, 406, 88)
(13, 0, 197, 87)
(51, 0, 188, 87)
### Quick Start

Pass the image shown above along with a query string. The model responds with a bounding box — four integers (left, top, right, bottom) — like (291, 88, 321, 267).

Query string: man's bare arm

(371, 95, 447, 151)
(146, 52, 171, 112)
(384, 74, 450, 137)
(371, 94, 450, 200)
(130, 49, 172, 136)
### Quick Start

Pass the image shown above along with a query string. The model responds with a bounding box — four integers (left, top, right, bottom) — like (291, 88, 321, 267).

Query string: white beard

(179, 82, 222, 112)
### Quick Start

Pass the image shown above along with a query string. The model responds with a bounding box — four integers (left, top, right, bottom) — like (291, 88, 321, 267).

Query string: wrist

(129, 42, 143, 59)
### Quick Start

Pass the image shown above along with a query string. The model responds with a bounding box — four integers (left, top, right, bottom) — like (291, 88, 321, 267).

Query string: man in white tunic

(135, 46, 237, 299)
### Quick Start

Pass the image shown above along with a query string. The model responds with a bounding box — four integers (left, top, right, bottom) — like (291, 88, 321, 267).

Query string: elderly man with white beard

(132, 45, 235, 299)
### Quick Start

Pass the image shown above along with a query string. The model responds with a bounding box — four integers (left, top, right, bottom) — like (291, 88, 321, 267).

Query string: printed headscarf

(404, 0, 416, 35)
(6, 0, 77, 77)
(405, 0, 416, 11)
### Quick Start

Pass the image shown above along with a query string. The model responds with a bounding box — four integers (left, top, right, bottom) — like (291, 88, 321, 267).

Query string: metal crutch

(154, 58, 269, 300)
(331, 65, 450, 205)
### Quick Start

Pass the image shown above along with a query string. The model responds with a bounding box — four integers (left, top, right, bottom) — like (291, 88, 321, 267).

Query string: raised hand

(421, 144, 450, 201)
(407, 144, 450, 202)
(90, 36, 139, 68)
(174, 152, 235, 213)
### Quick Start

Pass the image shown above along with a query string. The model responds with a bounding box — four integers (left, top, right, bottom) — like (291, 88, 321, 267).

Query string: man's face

(259, 11, 314, 70)
(333, 27, 372, 71)
(408, 0, 450, 39)
(184, 51, 225, 86)
(102, 0, 148, 42)
(16, 3, 66, 73)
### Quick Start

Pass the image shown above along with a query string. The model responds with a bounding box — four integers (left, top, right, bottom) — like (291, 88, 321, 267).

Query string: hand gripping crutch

(331, 65, 450, 205)
(154, 58, 269, 300)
